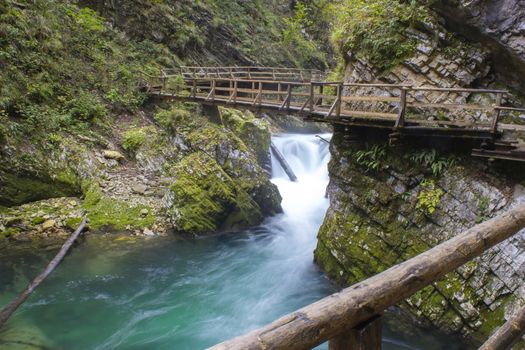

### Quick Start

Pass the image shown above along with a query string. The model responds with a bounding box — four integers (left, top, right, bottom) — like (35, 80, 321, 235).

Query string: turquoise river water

(0, 134, 474, 349)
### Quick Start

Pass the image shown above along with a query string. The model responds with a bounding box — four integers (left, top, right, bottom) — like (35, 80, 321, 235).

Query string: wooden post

(479, 304, 525, 350)
(329, 315, 382, 350)
(192, 78, 197, 98)
(278, 83, 282, 103)
(491, 92, 503, 135)
(233, 80, 238, 104)
(318, 85, 324, 106)
(336, 84, 343, 118)
(310, 83, 315, 113)
(258, 81, 263, 107)
(286, 84, 292, 110)
(394, 87, 407, 129)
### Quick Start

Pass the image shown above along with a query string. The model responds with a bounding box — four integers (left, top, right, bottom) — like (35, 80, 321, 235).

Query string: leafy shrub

(67, 92, 107, 121)
(122, 128, 147, 154)
(154, 107, 192, 133)
(416, 179, 444, 215)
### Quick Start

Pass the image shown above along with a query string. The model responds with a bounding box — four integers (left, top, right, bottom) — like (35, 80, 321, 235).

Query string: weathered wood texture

(479, 304, 525, 350)
(0, 218, 87, 328)
(329, 315, 382, 350)
(207, 204, 525, 350)
(270, 142, 298, 182)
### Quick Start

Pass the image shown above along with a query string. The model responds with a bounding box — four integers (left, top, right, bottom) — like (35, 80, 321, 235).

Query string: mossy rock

(82, 181, 155, 231)
(0, 171, 80, 207)
(220, 108, 272, 166)
(168, 152, 263, 233)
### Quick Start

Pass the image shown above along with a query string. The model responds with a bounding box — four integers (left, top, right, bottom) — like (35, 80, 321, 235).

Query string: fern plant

(355, 144, 387, 172)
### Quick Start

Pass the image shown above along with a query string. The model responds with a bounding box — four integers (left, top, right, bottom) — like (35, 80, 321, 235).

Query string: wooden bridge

(144, 66, 525, 161)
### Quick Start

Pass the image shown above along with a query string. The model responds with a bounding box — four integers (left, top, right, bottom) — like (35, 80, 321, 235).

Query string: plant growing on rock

(122, 127, 147, 154)
(354, 144, 387, 172)
(331, 0, 430, 71)
(406, 149, 456, 177)
(416, 179, 444, 215)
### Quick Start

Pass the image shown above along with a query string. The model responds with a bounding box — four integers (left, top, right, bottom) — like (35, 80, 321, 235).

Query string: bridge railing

(169, 66, 327, 82)
(207, 204, 525, 350)
(146, 75, 525, 139)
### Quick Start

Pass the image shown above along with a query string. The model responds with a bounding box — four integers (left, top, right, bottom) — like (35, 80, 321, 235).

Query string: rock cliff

(315, 0, 525, 342)
(0, 106, 282, 240)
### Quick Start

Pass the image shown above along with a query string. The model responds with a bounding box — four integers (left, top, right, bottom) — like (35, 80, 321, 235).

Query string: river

(0, 133, 473, 349)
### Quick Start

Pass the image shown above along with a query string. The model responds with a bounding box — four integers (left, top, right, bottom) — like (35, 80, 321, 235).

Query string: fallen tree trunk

(0, 218, 87, 328)
(270, 142, 298, 182)
(479, 304, 525, 350)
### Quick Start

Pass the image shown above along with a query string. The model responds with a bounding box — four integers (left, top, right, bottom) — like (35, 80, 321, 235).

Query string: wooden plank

(329, 315, 382, 350)
(408, 102, 492, 111)
(342, 95, 399, 103)
(207, 204, 525, 350)
(340, 110, 398, 119)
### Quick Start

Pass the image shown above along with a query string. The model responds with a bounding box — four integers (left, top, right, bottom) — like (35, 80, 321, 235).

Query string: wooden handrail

(479, 304, 525, 350)
(208, 204, 525, 350)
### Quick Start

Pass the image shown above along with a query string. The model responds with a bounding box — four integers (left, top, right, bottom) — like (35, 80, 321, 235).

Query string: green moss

(82, 181, 154, 231)
(0, 227, 20, 239)
(65, 217, 83, 230)
(154, 107, 194, 134)
(168, 152, 262, 233)
(220, 108, 271, 164)
(0, 172, 79, 206)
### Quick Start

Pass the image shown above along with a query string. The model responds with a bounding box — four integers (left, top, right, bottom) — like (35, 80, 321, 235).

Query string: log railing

(146, 75, 525, 138)
(207, 204, 525, 350)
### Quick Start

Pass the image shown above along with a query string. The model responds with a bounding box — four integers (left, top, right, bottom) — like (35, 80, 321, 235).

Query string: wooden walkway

(144, 66, 525, 161)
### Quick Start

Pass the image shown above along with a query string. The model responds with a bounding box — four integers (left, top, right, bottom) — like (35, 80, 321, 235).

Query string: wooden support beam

(208, 204, 525, 350)
(491, 92, 503, 135)
(394, 88, 407, 129)
(329, 315, 382, 350)
(336, 84, 342, 118)
(310, 83, 315, 113)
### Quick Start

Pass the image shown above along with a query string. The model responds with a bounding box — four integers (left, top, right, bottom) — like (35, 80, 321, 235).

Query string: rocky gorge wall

(315, 0, 525, 342)
(0, 106, 282, 241)
(315, 130, 525, 341)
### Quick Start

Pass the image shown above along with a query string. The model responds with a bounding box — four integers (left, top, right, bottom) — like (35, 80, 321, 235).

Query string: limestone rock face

(427, 0, 525, 91)
(0, 107, 282, 239)
(314, 131, 525, 341)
